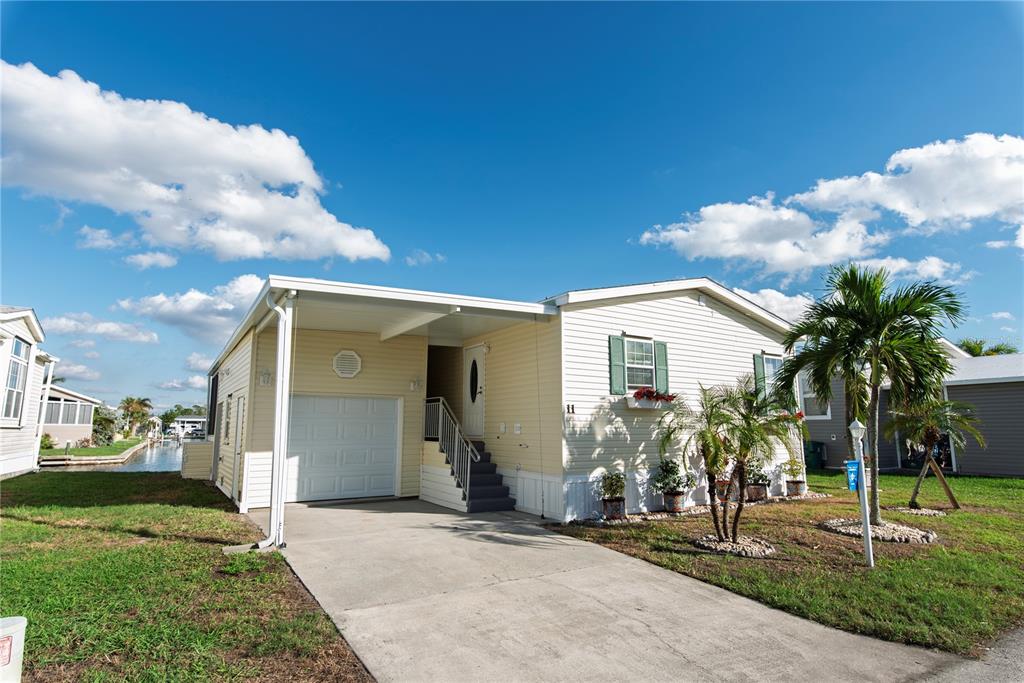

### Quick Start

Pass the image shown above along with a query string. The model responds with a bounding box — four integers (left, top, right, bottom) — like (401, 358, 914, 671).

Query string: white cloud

(1001, 326, 1016, 333)
(640, 194, 889, 277)
(59, 362, 100, 381)
(856, 256, 974, 285)
(158, 375, 207, 391)
(404, 249, 447, 267)
(118, 274, 264, 344)
(76, 225, 131, 250)
(68, 339, 95, 349)
(734, 287, 814, 323)
(792, 133, 1024, 232)
(2, 61, 390, 263)
(985, 226, 1024, 250)
(83, 350, 100, 359)
(42, 313, 158, 343)
(185, 352, 213, 372)
(124, 251, 178, 270)
(991, 311, 1015, 320)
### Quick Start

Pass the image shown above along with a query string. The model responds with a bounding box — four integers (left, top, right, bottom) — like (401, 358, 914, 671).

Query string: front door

(463, 345, 485, 437)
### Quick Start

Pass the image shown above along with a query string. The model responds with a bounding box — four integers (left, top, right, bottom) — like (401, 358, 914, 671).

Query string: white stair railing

(424, 397, 481, 500)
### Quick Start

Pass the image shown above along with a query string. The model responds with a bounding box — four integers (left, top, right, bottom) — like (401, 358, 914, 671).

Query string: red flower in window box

(632, 388, 676, 402)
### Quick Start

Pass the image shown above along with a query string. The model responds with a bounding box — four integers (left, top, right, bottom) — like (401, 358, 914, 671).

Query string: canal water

(62, 441, 183, 473)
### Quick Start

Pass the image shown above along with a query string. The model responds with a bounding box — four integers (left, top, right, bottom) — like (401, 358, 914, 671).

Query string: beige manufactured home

(186, 276, 798, 538)
(0, 306, 58, 479)
(41, 385, 102, 448)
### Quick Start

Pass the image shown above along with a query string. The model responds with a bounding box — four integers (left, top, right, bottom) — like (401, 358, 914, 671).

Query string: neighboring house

(41, 385, 102, 447)
(0, 306, 58, 479)
(188, 275, 801, 523)
(805, 349, 1024, 477)
(171, 415, 207, 438)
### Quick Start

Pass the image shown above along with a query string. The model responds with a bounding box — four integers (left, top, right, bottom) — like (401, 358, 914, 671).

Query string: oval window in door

(469, 360, 479, 403)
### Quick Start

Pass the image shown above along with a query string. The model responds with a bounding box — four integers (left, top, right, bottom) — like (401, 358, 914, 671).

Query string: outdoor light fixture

(848, 419, 865, 441)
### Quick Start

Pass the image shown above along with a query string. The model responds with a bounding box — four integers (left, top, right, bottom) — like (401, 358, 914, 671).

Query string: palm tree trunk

(908, 457, 930, 509)
(867, 383, 882, 525)
(706, 470, 724, 541)
(731, 461, 747, 542)
(721, 472, 734, 540)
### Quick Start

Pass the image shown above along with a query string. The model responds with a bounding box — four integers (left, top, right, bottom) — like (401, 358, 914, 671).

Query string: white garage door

(287, 395, 399, 503)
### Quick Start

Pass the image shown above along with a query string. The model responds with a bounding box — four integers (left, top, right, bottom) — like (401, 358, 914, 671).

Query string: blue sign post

(845, 460, 859, 491)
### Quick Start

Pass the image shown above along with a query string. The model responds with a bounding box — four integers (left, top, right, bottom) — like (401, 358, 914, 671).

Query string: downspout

(33, 358, 56, 470)
(254, 289, 296, 550)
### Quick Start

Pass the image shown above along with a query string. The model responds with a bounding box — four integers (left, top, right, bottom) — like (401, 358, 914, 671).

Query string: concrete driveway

(250, 499, 955, 682)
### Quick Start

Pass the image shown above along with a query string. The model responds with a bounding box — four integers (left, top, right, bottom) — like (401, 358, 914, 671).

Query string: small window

(763, 356, 782, 388)
(625, 338, 655, 390)
(3, 338, 30, 420)
(45, 400, 62, 424)
(799, 373, 830, 417)
(62, 402, 78, 425)
(222, 399, 231, 445)
(79, 404, 94, 425)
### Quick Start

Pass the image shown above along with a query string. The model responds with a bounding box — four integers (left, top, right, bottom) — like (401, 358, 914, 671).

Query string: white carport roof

(947, 353, 1024, 386)
(210, 275, 557, 375)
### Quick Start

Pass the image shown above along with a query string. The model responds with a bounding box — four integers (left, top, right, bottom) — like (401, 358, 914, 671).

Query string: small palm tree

(775, 264, 965, 525)
(656, 385, 731, 541)
(719, 376, 805, 541)
(885, 397, 985, 509)
(957, 338, 1019, 357)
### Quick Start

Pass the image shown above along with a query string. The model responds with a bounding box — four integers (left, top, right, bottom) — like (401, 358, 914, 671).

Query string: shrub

(600, 472, 626, 500)
(652, 458, 696, 494)
(40, 433, 55, 450)
(782, 456, 805, 480)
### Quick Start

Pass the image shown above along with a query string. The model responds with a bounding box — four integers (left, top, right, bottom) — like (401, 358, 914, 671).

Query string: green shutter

(609, 335, 626, 395)
(654, 341, 669, 394)
(753, 353, 766, 399)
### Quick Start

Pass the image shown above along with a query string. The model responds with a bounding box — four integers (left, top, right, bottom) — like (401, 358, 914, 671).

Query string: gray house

(804, 352, 1024, 477)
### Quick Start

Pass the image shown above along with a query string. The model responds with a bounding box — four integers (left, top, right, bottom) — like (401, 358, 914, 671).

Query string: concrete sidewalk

(250, 498, 954, 682)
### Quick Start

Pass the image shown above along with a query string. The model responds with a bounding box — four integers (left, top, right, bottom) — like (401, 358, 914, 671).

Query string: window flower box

(625, 388, 676, 410)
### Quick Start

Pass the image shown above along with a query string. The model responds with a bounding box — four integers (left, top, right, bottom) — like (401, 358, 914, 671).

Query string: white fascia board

(0, 309, 45, 342)
(208, 279, 274, 377)
(945, 376, 1024, 386)
(547, 278, 791, 335)
(939, 338, 971, 358)
(267, 275, 557, 317)
(47, 385, 101, 404)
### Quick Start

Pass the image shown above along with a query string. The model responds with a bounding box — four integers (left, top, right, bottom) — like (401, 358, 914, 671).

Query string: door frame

(231, 395, 246, 503)
(462, 344, 486, 437)
(286, 392, 404, 501)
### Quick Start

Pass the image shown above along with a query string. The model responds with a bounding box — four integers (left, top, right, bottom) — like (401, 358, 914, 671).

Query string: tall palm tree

(957, 338, 1019, 356)
(119, 396, 153, 436)
(775, 264, 965, 525)
(718, 376, 804, 541)
(656, 385, 731, 541)
(885, 396, 985, 509)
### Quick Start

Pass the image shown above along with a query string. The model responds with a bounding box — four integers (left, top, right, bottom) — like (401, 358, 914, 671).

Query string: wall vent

(333, 350, 362, 379)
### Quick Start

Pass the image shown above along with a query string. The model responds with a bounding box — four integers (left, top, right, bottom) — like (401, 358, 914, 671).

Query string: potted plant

(600, 472, 627, 520)
(783, 456, 807, 496)
(652, 458, 696, 513)
(745, 467, 771, 502)
(716, 470, 737, 503)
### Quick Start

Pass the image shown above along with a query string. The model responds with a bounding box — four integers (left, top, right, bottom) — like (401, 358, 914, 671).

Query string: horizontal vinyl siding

(247, 328, 427, 498)
(462, 319, 562, 481)
(181, 442, 214, 479)
(561, 291, 795, 502)
(805, 377, 849, 467)
(213, 330, 253, 495)
(1, 324, 47, 464)
(948, 382, 1024, 477)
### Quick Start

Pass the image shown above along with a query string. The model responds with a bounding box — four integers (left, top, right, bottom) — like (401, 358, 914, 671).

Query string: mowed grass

(0, 472, 371, 682)
(40, 438, 144, 457)
(554, 471, 1024, 655)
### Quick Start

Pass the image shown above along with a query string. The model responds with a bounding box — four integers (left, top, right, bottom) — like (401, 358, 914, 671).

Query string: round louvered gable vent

(333, 350, 362, 378)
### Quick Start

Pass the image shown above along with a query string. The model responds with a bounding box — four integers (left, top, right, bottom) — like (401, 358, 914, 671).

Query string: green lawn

(554, 471, 1024, 656)
(0, 472, 371, 682)
(40, 437, 143, 458)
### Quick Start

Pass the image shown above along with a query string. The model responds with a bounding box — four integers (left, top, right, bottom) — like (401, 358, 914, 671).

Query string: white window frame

(624, 337, 655, 391)
(3, 337, 31, 423)
(799, 372, 832, 420)
(761, 353, 783, 392)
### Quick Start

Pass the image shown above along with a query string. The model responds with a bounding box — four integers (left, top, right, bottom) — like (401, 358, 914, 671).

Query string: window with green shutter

(608, 336, 626, 394)
(611, 336, 670, 394)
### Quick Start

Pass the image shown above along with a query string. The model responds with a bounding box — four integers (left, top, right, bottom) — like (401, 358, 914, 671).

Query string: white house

(183, 276, 799, 542)
(0, 306, 58, 479)
(41, 385, 102, 448)
(171, 415, 208, 438)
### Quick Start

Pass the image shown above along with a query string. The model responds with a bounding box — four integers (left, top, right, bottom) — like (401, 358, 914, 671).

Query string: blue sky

(2, 2, 1022, 410)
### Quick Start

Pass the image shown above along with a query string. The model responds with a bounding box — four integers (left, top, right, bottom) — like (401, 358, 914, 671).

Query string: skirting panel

(239, 450, 272, 513)
(495, 467, 565, 520)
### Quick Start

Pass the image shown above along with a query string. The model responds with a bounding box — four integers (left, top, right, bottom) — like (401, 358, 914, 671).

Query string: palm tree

(885, 396, 985, 509)
(118, 396, 153, 436)
(718, 376, 804, 541)
(957, 338, 1019, 356)
(775, 264, 965, 525)
(656, 385, 731, 541)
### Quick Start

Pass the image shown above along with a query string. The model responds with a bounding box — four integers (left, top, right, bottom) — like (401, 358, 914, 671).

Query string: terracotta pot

(786, 480, 807, 497)
(663, 491, 686, 513)
(602, 497, 626, 520)
(745, 483, 768, 502)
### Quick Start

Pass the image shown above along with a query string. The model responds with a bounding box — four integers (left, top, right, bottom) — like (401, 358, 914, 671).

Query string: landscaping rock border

(585, 491, 832, 525)
(820, 517, 938, 543)
(694, 535, 776, 558)
(885, 506, 947, 517)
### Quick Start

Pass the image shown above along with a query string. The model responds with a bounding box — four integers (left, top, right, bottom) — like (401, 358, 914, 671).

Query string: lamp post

(849, 419, 874, 568)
